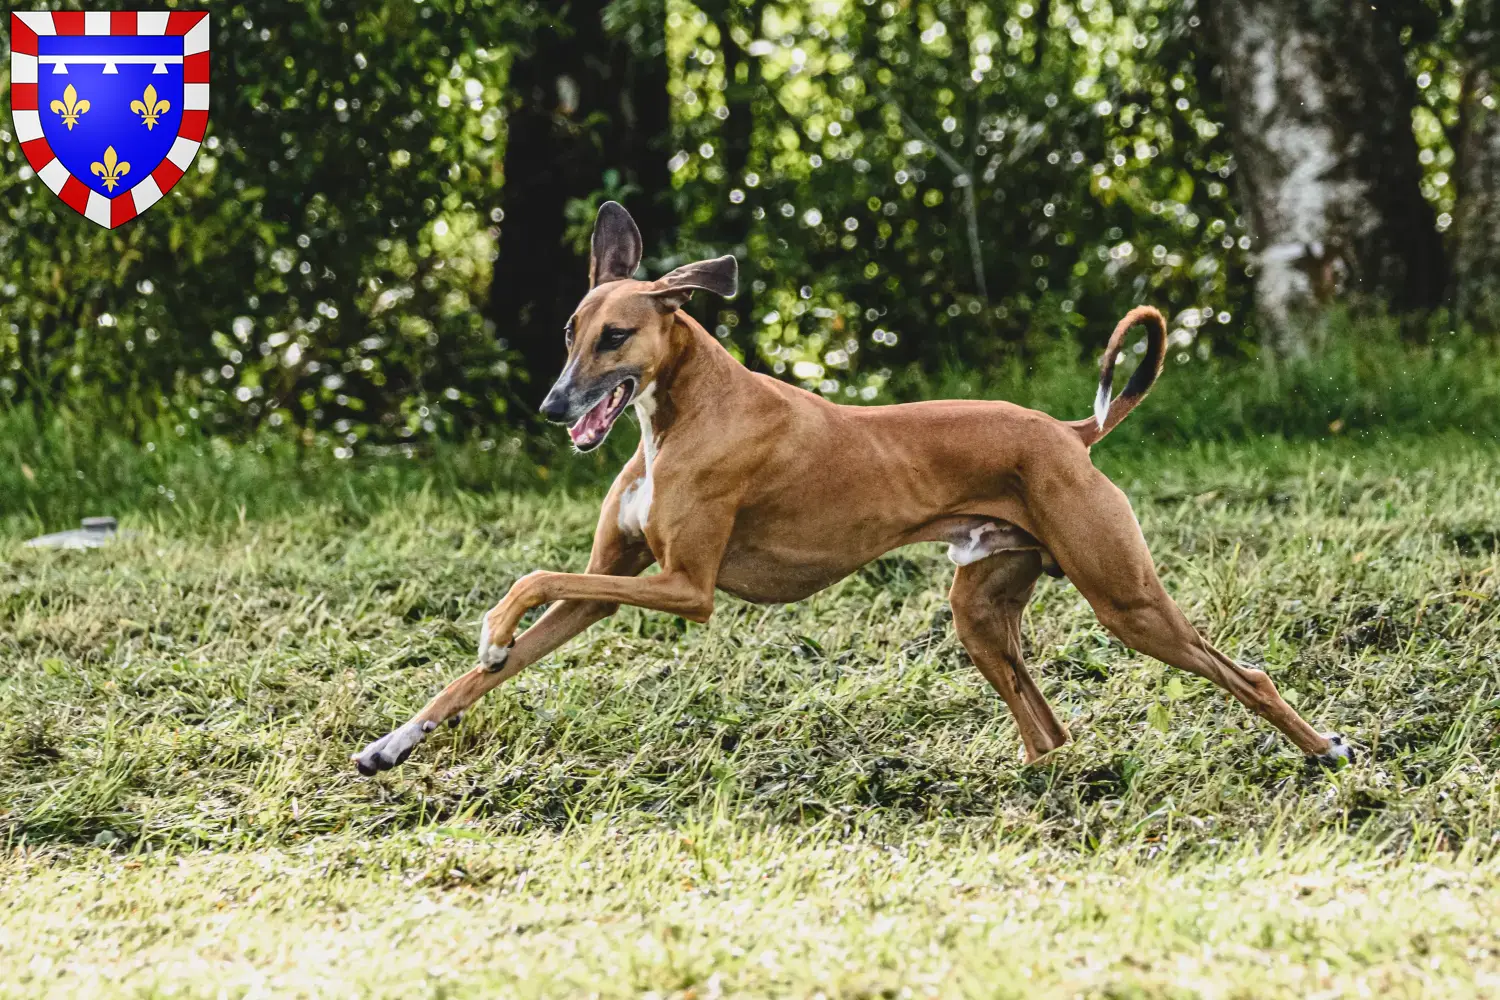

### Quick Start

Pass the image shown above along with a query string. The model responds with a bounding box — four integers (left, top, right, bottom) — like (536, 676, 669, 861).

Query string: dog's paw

(477, 615, 514, 672)
(479, 641, 513, 671)
(352, 719, 436, 776)
(1306, 731, 1356, 771)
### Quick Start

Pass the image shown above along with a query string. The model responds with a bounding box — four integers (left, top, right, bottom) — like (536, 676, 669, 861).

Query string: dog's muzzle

(540, 371, 640, 451)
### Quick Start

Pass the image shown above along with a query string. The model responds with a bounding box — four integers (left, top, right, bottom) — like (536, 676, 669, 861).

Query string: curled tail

(1071, 305, 1167, 447)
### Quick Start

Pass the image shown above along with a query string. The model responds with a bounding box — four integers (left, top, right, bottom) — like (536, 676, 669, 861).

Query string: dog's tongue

(569, 392, 615, 447)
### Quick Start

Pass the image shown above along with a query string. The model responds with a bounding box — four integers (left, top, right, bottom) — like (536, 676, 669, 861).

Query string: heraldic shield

(11, 11, 209, 229)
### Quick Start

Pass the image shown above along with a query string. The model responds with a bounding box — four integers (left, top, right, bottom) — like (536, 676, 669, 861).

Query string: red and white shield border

(10, 11, 210, 229)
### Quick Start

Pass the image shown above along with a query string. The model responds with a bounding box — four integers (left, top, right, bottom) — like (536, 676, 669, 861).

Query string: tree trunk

(714, 1, 761, 339)
(489, 1, 672, 413)
(607, 2, 674, 249)
(1453, 0, 1500, 332)
(1210, 0, 1446, 356)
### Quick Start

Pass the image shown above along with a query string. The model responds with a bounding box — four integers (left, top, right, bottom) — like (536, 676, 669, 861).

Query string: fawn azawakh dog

(353, 201, 1352, 775)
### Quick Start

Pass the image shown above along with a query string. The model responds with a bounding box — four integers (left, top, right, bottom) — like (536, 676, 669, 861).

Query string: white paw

(480, 641, 511, 670)
(1308, 731, 1356, 771)
(477, 615, 512, 670)
(352, 719, 435, 774)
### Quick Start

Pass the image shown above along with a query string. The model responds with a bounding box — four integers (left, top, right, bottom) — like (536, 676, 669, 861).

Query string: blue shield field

(10, 11, 209, 228)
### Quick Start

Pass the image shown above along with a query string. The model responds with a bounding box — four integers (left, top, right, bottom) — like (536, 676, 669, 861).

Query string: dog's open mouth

(569, 378, 636, 450)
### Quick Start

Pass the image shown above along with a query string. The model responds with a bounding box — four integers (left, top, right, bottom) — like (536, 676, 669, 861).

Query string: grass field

(3, 430, 1499, 997)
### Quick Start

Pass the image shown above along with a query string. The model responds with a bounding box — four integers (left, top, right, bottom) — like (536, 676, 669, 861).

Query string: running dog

(353, 202, 1351, 774)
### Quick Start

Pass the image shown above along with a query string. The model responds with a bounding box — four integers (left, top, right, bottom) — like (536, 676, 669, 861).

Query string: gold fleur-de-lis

(49, 84, 90, 131)
(90, 146, 130, 192)
(129, 84, 170, 130)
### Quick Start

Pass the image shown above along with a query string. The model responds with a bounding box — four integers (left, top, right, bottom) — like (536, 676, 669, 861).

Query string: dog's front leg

(476, 567, 716, 663)
(353, 500, 735, 775)
(352, 501, 656, 775)
(476, 503, 735, 663)
(352, 596, 634, 775)
(366, 561, 718, 776)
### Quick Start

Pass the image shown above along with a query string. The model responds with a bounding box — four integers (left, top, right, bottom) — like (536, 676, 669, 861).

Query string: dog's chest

(617, 389, 658, 536)
(618, 473, 653, 536)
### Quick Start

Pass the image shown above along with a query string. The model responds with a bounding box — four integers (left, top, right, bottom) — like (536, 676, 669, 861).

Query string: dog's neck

(639, 311, 747, 441)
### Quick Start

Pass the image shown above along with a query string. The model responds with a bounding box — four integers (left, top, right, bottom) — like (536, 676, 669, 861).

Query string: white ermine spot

(617, 383, 658, 536)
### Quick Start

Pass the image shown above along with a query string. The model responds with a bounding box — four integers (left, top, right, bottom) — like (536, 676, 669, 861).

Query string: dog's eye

(563, 318, 576, 349)
(598, 325, 635, 351)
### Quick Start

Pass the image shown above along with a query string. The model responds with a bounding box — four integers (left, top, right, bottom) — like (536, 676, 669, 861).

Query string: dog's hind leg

(950, 550, 1071, 763)
(1027, 464, 1347, 763)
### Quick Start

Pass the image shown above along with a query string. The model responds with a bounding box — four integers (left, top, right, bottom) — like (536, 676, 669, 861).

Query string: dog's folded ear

(648, 255, 739, 312)
(590, 201, 644, 287)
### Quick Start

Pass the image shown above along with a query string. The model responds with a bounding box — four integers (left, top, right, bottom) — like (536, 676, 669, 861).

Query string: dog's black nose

(539, 393, 569, 422)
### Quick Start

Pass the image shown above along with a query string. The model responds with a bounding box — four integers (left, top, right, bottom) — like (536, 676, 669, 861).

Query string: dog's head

(539, 201, 737, 451)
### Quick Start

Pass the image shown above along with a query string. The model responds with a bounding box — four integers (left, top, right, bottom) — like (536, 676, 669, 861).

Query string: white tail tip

(1094, 381, 1111, 430)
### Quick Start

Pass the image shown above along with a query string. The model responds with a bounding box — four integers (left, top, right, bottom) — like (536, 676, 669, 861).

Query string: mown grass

(5, 833, 1499, 998)
(1, 429, 1498, 996)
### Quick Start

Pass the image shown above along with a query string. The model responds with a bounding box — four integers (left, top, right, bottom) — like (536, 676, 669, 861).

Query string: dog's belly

(714, 544, 862, 604)
(712, 517, 1047, 605)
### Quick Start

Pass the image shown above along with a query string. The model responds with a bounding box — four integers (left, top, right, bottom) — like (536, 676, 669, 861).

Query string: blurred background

(2, 0, 1498, 476)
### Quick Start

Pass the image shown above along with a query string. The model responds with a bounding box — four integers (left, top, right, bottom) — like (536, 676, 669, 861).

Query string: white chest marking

(947, 523, 1001, 567)
(617, 383, 657, 536)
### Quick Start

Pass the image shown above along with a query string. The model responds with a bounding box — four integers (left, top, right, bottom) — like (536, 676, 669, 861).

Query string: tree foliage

(0, 0, 1479, 447)
(674, 0, 1247, 399)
